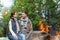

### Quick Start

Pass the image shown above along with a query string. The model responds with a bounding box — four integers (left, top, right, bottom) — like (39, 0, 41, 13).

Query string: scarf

(20, 17, 29, 28)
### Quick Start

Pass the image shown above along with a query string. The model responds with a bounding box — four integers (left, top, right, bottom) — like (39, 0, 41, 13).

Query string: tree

(0, 0, 60, 37)
(0, 9, 10, 37)
(10, 0, 42, 30)
(10, 0, 60, 30)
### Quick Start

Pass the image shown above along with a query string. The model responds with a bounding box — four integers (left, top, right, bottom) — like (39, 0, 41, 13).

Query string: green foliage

(0, 27, 3, 37)
(2, 13, 10, 37)
(0, 11, 10, 37)
(10, 0, 60, 30)
(10, 0, 42, 30)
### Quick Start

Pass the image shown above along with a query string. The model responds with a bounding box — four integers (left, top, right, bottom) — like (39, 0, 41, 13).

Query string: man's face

(22, 13, 27, 18)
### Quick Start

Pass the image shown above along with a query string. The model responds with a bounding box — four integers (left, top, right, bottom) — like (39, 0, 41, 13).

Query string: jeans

(18, 34, 26, 40)
(8, 34, 18, 40)
(8, 33, 26, 40)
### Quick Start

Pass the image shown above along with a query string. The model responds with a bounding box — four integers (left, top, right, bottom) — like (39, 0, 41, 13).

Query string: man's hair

(22, 12, 28, 14)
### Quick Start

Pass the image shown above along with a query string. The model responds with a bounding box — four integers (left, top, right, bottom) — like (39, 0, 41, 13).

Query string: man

(19, 12, 33, 39)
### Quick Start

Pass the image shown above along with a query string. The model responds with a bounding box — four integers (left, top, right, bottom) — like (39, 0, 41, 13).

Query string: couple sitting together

(8, 12, 33, 40)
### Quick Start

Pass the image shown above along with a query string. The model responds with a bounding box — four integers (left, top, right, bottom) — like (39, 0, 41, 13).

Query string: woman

(8, 12, 26, 40)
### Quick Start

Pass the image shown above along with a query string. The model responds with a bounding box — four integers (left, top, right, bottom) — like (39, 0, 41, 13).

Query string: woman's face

(13, 12, 17, 18)
(22, 13, 27, 18)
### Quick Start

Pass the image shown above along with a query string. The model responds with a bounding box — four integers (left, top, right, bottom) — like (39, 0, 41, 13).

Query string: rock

(32, 31, 50, 40)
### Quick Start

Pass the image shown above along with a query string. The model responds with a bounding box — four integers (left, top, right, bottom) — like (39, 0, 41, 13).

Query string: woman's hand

(13, 34, 18, 39)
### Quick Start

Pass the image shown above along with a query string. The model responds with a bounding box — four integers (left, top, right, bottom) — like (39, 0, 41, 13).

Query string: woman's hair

(10, 12, 15, 18)
(10, 12, 16, 22)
